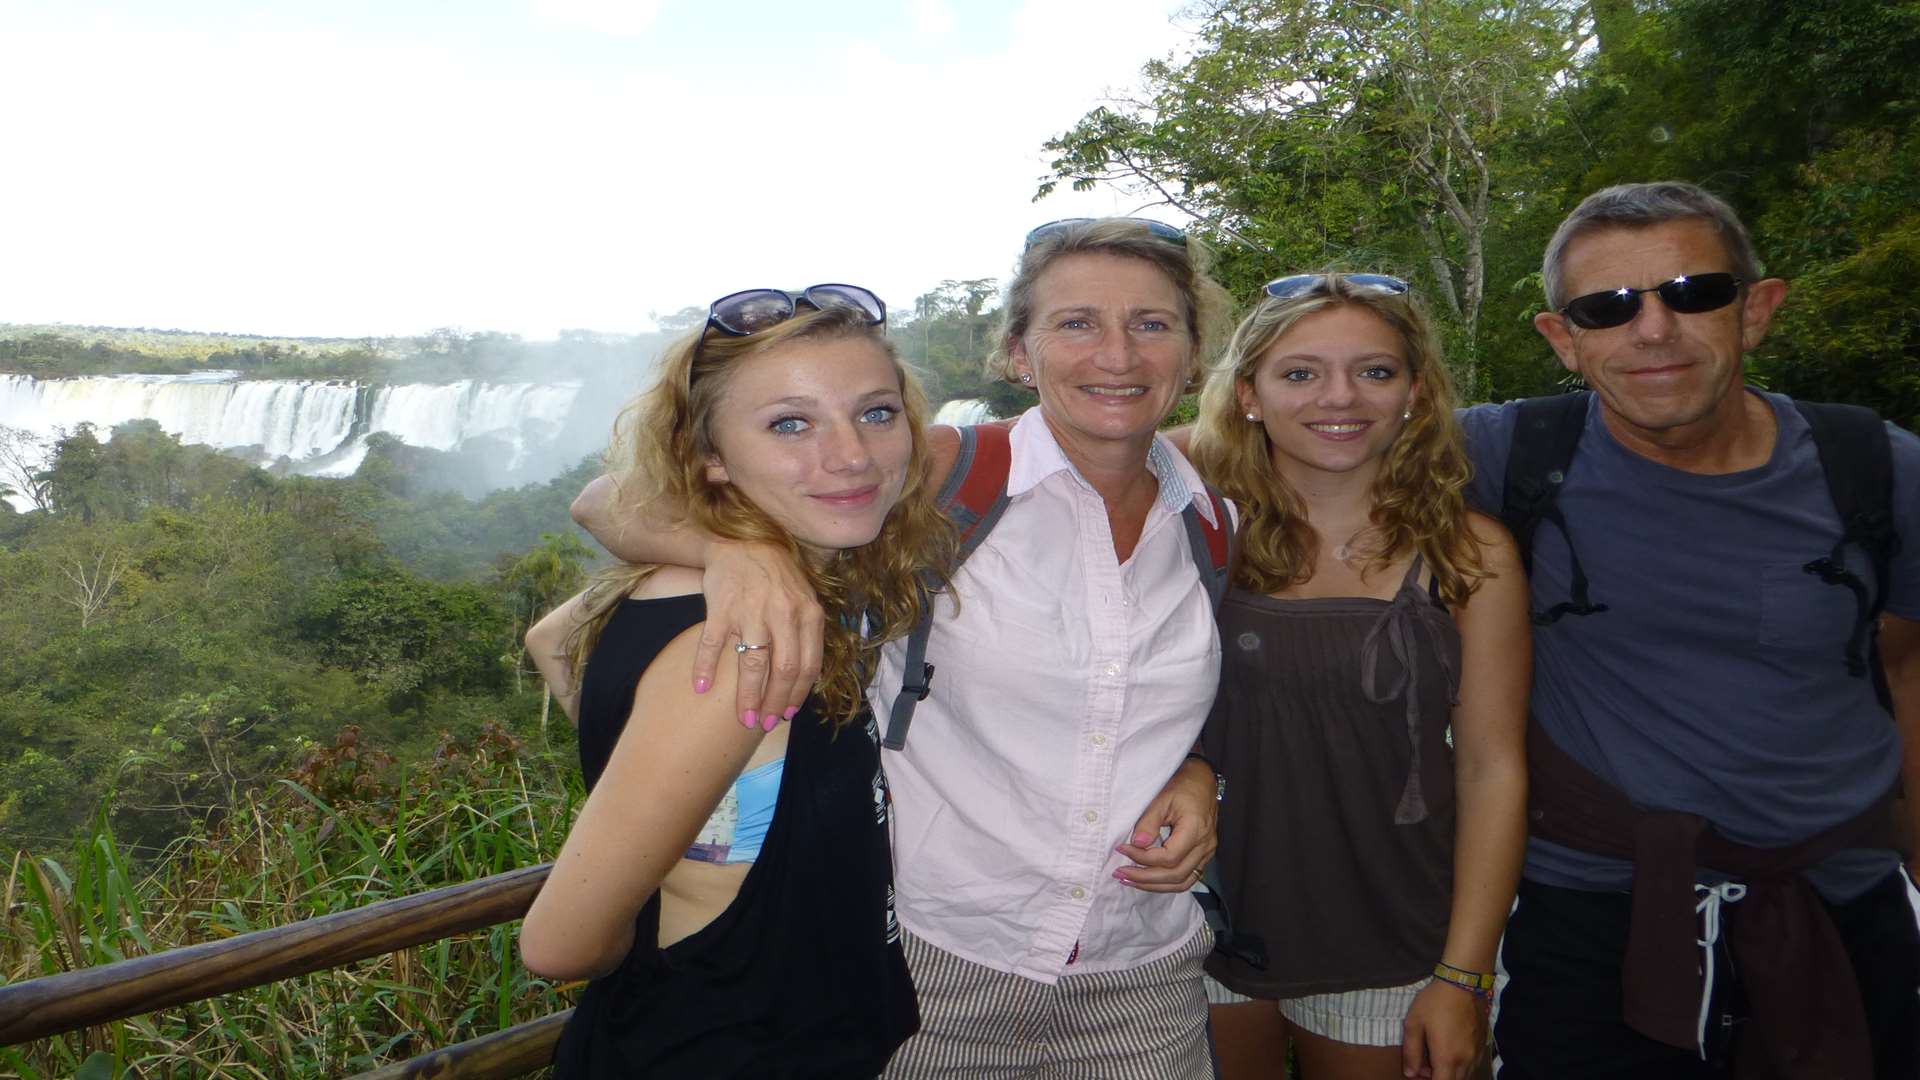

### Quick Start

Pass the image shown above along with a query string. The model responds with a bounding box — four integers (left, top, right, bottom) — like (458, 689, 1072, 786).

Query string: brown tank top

(1201, 554, 1463, 998)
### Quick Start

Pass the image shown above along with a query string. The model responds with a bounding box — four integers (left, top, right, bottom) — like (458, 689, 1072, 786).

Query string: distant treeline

(0, 416, 602, 856)
(0, 324, 674, 386)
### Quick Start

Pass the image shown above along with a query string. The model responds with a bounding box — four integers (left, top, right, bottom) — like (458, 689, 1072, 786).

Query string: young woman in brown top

(1183, 276, 1530, 1080)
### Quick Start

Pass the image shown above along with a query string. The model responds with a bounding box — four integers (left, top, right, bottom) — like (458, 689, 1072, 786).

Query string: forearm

(571, 473, 714, 567)
(1881, 619, 1920, 866)
(1440, 755, 1527, 972)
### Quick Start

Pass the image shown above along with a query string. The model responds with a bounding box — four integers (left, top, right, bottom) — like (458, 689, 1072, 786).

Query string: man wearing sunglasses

(1457, 182, 1920, 1077)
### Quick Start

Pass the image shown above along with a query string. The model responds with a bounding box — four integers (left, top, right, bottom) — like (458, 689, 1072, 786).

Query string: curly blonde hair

(569, 305, 955, 730)
(1189, 278, 1488, 606)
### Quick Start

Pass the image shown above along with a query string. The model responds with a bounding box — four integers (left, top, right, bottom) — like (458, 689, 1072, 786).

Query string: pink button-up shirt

(869, 407, 1226, 983)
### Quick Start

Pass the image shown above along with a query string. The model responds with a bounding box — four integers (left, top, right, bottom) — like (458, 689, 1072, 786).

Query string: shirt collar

(1004, 406, 1220, 528)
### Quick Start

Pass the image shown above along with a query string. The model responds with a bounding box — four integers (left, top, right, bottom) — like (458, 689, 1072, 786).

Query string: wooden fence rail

(0, 862, 558, 1074)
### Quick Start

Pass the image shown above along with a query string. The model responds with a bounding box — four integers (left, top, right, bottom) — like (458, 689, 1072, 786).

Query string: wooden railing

(0, 863, 567, 1078)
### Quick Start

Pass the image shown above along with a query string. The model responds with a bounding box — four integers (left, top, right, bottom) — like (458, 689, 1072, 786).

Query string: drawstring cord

(1693, 881, 1748, 1059)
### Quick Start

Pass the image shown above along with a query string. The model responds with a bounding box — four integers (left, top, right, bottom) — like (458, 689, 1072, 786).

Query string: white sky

(0, 0, 1194, 339)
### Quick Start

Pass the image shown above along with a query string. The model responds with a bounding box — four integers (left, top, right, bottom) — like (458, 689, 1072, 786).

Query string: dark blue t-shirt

(1460, 390, 1920, 900)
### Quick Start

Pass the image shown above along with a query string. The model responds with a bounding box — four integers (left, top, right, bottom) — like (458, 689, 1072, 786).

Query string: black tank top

(553, 593, 919, 1078)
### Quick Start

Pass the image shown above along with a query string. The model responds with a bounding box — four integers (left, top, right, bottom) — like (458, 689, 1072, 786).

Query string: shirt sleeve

(1457, 402, 1519, 517)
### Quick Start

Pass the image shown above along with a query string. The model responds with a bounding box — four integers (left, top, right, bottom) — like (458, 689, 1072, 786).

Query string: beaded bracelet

(1431, 961, 1495, 1007)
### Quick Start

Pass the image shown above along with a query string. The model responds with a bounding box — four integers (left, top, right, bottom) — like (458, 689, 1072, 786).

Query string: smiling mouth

(1082, 386, 1147, 398)
(812, 485, 880, 506)
(1306, 421, 1372, 437)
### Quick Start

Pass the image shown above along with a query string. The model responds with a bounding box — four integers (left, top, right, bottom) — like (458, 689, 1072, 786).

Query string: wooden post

(0, 863, 550, 1046)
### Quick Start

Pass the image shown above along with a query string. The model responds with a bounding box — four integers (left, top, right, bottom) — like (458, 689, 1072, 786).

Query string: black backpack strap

(1794, 400, 1899, 688)
(1502, 392, 1610, 626)
(884, 425, 1013, 751)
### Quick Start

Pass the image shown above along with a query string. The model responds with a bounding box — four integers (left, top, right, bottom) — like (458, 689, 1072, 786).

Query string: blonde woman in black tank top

(1183, 276, 1531, 1080)
(519, 297, 955, 1078)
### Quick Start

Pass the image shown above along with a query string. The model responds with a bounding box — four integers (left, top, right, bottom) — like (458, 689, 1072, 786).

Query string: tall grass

(0, 722, 582, 1079)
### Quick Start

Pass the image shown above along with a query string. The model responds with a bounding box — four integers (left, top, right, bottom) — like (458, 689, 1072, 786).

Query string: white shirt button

(1104, 663, 1120, 677)
(1070, 886, 1086, 900)
(1090, 733, 1107, 746)
(1084, 810, 1099, 823)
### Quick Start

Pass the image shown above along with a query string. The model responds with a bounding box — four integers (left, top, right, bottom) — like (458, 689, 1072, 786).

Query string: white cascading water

(0, 371, 584, 508)
(933, 398, 996, 426)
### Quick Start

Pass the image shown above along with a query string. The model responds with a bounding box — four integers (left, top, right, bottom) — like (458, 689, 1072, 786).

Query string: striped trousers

(882, 925, 1216, 1079)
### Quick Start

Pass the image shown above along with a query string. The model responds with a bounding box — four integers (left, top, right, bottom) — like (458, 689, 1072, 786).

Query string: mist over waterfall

(0, 371, 604, 507)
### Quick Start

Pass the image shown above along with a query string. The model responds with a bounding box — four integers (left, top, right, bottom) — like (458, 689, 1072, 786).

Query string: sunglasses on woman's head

(1263, 273, 1409, 300)
(705, 284, 887, 337)
(1559, 272, 1743, 330)
(1023, 217, 1187, 249)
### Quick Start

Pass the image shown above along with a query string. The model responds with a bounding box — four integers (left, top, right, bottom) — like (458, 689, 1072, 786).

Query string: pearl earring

(1402, 408, 1412, 421)
(1245, 412, 1260, 423)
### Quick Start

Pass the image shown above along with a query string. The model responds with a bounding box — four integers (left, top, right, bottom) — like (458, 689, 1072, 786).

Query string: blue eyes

(1280, 366, 1398, 383)
(768, 405, 900, 435)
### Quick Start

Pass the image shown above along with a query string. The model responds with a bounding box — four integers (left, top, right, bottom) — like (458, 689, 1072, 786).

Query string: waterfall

(933, 398, 996, 426)
(0, 372, 588, 508)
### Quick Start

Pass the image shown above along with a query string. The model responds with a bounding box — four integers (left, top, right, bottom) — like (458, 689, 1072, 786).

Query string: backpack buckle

(903, 662, 935, 701)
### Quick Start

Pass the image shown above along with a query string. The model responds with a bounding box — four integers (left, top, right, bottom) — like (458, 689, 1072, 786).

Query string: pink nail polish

(744, 710, 758, 729)
(694, 677, 711, 694)
(1131, 832, 1153, 846)
(741, 711, 757, 729)
(762, 713, 778, 732)
(782, 706, 799, 721)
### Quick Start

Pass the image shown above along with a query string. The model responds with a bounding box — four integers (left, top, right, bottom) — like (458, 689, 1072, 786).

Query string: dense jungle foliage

(2, 0, 1917, 1073)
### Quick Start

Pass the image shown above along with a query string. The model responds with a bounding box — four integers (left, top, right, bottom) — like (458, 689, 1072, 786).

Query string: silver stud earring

(1245, 412, 1260, 423)
(1402, 408, 1412, 421)
(1019, 372, 1033, 385)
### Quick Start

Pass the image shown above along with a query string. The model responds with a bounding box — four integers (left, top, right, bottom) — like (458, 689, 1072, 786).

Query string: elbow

(519, 916, 618, 983)
(571, 475, 611, 532)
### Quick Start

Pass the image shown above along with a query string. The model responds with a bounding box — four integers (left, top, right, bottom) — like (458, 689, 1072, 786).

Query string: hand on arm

(570, 472, 824, 726)
(1113, 756, 1219, 892)
(526, 591, 591, 727)
(519, 623, 764, 981)
(1877, 613, 1920, 878)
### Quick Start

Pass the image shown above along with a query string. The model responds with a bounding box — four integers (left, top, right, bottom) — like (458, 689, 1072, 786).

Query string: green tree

(1042, 0, 1590, 394)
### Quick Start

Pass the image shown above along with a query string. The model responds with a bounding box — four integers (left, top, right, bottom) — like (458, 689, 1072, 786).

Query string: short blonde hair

(988, 218, 1235, 388)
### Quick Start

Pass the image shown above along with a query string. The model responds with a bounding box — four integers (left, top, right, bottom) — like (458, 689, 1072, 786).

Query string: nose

(820, 420, 872, 474)
(1316, 369, 1359, 407)
(1629, 289, 1682, 345)
(1088, 325, 1138, 374)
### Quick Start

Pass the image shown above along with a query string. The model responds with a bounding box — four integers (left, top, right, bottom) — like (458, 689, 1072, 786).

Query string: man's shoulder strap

(1791, 399, 1899, 686)
(1501, 391, 1608, 625)
(1499, 391, 1591, 573)
(885, 423, 1013, 750)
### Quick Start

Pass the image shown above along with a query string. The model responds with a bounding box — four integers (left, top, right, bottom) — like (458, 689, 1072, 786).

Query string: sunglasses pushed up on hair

(1023, 217, 1187, 249)
(1559, 272, 1743, 330)
(704, 284, 887, 337)
(1263, 273, 1409, 300)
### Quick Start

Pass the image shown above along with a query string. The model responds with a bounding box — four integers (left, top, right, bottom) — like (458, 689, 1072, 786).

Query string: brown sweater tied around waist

(1526, 718, 1898, 1079)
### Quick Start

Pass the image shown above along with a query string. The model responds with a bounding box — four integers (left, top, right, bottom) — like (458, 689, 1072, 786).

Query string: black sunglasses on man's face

(1560, 272, 1743, 330)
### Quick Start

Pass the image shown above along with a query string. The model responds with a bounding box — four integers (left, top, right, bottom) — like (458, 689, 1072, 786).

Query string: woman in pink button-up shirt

(574, 219, 1239, 1078)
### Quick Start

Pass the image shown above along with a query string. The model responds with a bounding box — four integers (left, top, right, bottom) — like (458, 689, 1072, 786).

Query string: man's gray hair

(1541, 181, 1763, 309)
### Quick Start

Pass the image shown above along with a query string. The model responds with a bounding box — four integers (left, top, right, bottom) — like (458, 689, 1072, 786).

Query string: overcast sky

(1, 0, 1193, 339)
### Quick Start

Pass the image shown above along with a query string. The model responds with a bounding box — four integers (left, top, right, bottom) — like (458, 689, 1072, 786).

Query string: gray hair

(1541, 182, 1763, 309)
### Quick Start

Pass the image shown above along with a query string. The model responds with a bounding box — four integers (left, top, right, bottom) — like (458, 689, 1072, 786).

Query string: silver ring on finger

(735, 641, 770, 654)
